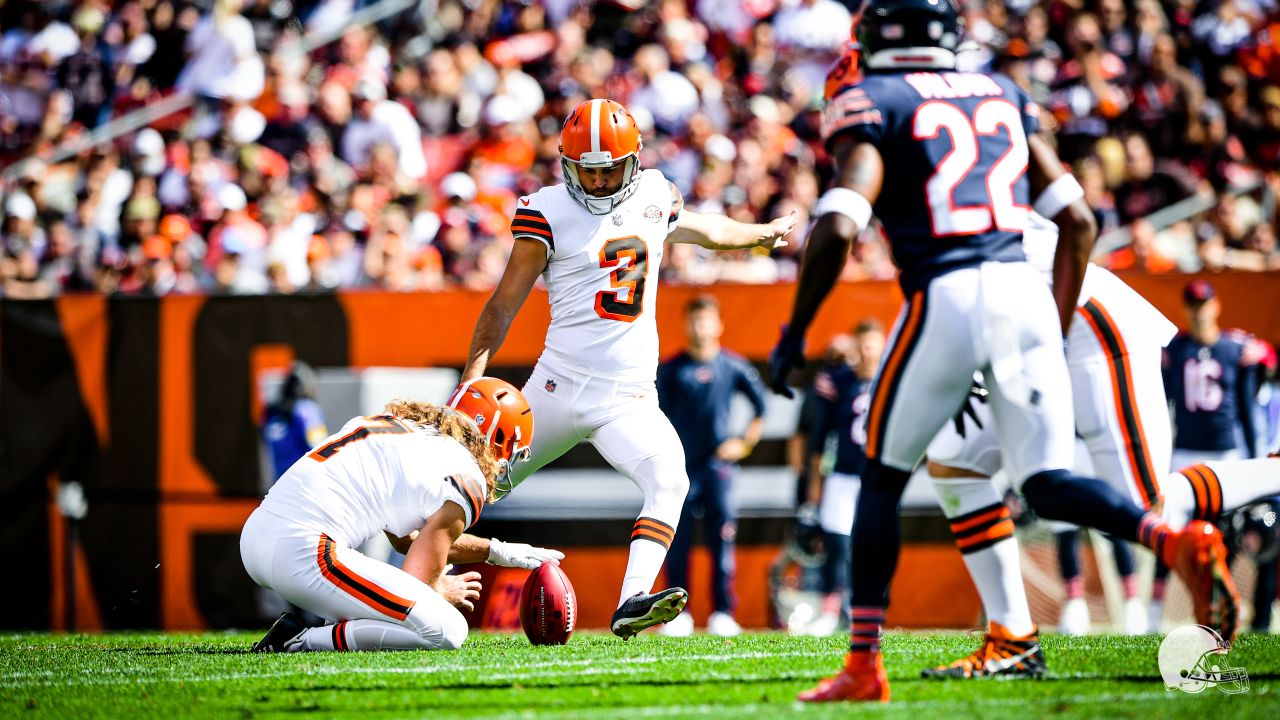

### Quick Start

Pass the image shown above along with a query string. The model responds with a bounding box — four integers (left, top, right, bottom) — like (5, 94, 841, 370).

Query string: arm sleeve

(1238, 354, 1260, 458)
(656, 361, 674, 413)
(442, 472, 487, 529)
(511, 200, 554, 258)
(735, 358, 768, 418)
(1018, 86, 1042, 135)
(821, 83, 883, 151)
(806, 372, 838, 455)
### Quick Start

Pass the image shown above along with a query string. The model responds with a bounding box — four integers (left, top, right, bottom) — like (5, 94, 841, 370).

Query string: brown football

(519, 561, 576, 645)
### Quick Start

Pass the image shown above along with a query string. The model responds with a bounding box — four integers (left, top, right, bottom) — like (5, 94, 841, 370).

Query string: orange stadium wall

(4, 271, 1279, 632)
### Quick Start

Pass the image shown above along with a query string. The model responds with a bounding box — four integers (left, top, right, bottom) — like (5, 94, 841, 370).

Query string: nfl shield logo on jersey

(545, 379, 558, 393)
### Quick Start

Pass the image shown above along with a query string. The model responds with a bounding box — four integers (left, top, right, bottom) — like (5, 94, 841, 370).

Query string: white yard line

(0, 649, 831, 689)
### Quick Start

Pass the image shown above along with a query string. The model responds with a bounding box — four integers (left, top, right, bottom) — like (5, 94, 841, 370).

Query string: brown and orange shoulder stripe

(447, 473, 487, 527)
(511, 207, 554, 252)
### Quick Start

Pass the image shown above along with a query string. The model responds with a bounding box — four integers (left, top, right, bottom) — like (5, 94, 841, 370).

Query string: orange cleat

(798, 651, 890, 703)
(920, 621, 1045, 679)
(1167, 520, 1241, 641)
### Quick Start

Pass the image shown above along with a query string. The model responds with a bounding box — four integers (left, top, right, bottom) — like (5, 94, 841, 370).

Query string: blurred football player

(261, 361, 328, 483)
(461, 99, 796, 639)
(804, 320, 883, 634)
(242, 378, 563, 653)
(768, 0, 1237, 702)
(657, 295, 768, 637)
(921, 213, 1269, 678)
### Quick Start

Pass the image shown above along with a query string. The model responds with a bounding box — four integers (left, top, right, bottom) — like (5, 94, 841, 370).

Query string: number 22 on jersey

(914, 99, 1029, 237)
(594, 236, 648, 322)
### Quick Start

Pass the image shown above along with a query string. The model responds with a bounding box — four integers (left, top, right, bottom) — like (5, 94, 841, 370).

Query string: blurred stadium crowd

(4, 0, 1280, 298)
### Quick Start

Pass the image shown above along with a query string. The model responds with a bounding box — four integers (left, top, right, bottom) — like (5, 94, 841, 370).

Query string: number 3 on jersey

(595, 236, 648, 322)
(914, 99, 1029, 236)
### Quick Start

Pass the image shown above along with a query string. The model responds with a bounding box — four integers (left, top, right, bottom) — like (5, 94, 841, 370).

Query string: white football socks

(1163, 458, 1280, 530)
(619, 538, 670, 606)
(931, 474, 1036, 637)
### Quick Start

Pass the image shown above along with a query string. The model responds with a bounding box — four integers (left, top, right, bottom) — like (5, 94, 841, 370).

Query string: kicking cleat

(611, 588, 688, 639)
(251, 612, 307, 653)
(798, 650, 890, 703)
(921, 622, 1046, 679)
(1168, 521, 1241, 641)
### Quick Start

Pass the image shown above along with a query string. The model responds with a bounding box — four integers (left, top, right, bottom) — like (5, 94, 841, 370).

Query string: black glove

(952, 381, 989, 439)
(790, 502, 826, 566)
(768, 325, 806, 399)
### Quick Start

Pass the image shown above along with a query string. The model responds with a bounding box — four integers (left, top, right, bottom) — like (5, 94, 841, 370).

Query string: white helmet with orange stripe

(446, 377, 534, 499)
(560, 98, 644, 215)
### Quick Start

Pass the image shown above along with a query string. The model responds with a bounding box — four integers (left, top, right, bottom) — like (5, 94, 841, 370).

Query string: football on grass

(519, 561, 576, 645)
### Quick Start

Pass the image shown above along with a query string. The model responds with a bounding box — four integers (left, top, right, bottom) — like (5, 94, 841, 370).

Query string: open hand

(759, 210, 799, 249)
(436, 567, 483, 612)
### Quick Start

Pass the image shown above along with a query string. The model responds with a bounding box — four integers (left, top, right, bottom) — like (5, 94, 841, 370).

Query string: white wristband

(1032, 174, 1085, 220)
(814, 187, 873, 235)
(486, 538, 505, 565)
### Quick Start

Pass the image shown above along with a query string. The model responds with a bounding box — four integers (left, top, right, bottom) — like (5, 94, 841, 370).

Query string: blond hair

(383, 399, 500, 500)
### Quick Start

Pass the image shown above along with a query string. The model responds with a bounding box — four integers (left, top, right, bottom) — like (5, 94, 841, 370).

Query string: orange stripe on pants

(867, 290, 925, 459)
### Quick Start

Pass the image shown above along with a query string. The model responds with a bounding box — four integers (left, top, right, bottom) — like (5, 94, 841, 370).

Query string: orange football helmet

(447, 377, 534, 499)
(559, 98, 643, 215)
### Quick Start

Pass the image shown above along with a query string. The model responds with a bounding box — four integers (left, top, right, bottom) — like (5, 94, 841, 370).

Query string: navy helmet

(858, 0, 962, 71)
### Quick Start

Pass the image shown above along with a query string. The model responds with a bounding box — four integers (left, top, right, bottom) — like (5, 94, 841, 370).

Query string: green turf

(0, 630, 1275, 719)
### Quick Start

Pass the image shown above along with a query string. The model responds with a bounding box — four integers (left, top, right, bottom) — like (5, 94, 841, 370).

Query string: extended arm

(1028, 133, 1097, 336)
(668, 209, 797, 250)
(461, 238, 547, 382)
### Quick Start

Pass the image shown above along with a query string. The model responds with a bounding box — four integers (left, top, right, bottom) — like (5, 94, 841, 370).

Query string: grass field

(1, 630, 1276, 719)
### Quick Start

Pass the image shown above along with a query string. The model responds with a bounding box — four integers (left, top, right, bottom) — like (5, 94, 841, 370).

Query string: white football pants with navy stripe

(866, 261, 1074, 484)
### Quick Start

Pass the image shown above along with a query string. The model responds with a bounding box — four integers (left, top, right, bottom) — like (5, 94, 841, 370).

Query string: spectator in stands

(658, 295, 767, 638)
(175, 0, 264, 102)
(1130, 33, 1205, 163)
(1105, 218, 1178, 273)
(341, 78, 426, 181)
(1048, 12, 1129, 162)
(1114, 133, 1194, 225)
(8, 0, 1280, 298)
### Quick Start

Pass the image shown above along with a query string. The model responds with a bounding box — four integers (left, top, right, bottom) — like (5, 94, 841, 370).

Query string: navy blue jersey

(263, 398, 328, 481)
(1163, 331, 1259, 456)
(657, 350, 767, 467)
(823, 71, 1039, 293)
(807, 363, 872, 477)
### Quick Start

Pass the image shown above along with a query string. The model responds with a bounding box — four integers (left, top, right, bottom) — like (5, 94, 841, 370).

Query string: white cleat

(707, 611, 741, 637)
(1123, 597, 1149, 635)
(1058, 597, 1091, 635)
(658, 611, 694, 637)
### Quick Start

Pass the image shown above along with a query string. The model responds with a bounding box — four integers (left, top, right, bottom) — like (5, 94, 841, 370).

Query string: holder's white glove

(487, 539, 564, 570)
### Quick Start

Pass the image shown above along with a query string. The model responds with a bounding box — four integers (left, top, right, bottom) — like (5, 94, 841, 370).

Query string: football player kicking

(768, 0, 1237, 702)
(242, 378, 563, 652)
(461, 98, 796, 639)
(922, 213, 1280, 679)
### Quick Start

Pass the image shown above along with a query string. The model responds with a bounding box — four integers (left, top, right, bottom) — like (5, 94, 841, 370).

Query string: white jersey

(512, 168, 683, 383)
(258, 415, 489, 547)
(1022, 211, 1177, 346)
